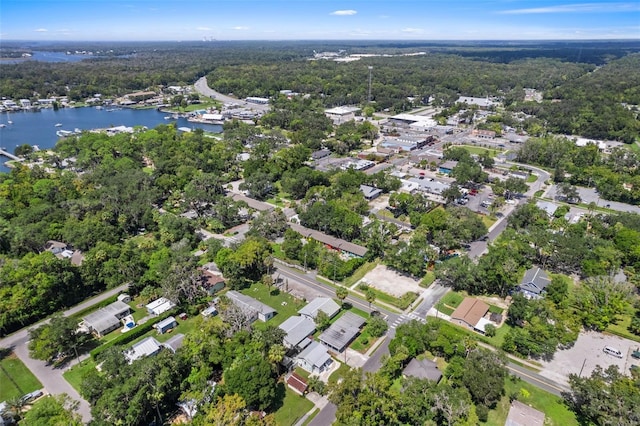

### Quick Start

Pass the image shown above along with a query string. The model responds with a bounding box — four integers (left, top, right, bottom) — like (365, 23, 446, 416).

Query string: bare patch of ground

(538, 330, 640, 386)
(361, 264, 421, 298)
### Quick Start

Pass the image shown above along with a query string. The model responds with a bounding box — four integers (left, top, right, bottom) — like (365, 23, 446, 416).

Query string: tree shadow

(0, 346, 15, 361)
(269, 382, 286, 412)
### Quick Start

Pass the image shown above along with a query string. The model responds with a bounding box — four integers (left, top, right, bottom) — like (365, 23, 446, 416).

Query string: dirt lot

(538, 330, 640, 386)
(360, 264, 421, 297)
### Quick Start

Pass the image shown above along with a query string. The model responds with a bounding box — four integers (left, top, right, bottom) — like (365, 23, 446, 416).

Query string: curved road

(0, 283, 129, 423)
(194, 76, 271, 112)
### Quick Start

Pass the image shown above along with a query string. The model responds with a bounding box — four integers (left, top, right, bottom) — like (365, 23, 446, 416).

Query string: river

(0, 107, 222, 173)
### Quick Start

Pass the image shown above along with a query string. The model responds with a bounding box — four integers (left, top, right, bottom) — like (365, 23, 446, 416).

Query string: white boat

(164, 116, 171, 120)
(55, 123, 62, 127)
(0, 124, 5, 128)
(7, 120, 13, 124)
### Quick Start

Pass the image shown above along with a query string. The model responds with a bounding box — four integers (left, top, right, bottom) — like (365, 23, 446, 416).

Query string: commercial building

(450, 297, 490, 333)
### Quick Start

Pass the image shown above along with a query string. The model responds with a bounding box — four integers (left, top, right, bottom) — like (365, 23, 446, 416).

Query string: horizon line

(2, 38, 639, 43)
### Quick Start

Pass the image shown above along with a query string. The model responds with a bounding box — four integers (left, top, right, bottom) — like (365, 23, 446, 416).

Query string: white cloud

(232, 26, 249, 30)
(34, 28, 48, 32)
(402, 27, 424, 33)
(196, 27, 213, 31)
(330, 10, 357, 16)
(498, 2, 640, 14)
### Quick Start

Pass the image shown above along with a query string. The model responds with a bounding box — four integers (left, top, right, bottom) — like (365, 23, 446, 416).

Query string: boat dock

(0, 148, 21, 162)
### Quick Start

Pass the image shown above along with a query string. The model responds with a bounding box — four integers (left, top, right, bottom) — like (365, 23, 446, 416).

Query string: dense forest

(1, 40, 639, 141)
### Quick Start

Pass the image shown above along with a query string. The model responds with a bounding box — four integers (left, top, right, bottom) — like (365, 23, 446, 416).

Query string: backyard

(240, 282, 307, 328)
(0, 351, 42, 401)
(273, 387, 314, 426)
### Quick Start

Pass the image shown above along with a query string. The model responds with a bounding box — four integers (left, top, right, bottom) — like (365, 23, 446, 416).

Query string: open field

(240, 282, 307, 328)
(361, 264, 421, 298)
(0, 352, 42, 401)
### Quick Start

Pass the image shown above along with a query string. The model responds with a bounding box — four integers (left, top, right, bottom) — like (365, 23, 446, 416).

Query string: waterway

(0, 107, 222, 173)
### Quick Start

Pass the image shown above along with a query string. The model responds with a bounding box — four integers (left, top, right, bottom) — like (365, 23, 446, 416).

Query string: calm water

(0, 107, 222, 173)
(1, 51, 125, 64)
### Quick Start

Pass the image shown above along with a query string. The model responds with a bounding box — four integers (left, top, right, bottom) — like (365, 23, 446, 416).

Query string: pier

(0, 148, 22, 162)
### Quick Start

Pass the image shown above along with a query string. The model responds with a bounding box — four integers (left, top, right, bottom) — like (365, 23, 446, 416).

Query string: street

(0, 283, 129, 423)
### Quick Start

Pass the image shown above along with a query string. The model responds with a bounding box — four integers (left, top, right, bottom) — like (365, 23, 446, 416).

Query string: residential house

(319, 312, 366, 352)
(505, 400, 545, 426)
(297, 340, 333, 374)
(518, 267, 552, 299)
(146, 297, 176, 316)
(278, 316, 316, 349)
(162, 333, 185, 353)
(200, 269, 225, 296)
(226, 290, 276, 322)
(299, 297, 341, 321)
(82, 301, 131, 338)
(360, 184, 383, 200)
(125, 336, 161, 364)
(311, 149, 331, 161)
(44, 240, 84, 265)
(289, 223, 368, 258)
(450, 297, 490, 333)
(155, 316, 177, 334)
(535, 200, 559, 217)
(402, 358, 442, 383)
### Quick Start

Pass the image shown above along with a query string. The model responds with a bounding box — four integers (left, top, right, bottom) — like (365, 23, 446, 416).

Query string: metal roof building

(297, 340, 333, 374)
(125, 336, 161, 364)
(319, 311, 366, 352)
(82, 300, 131, 338)
(289, 223, 368, 258)
(226, 290, 277, 322)
(278, 316, 316, 349)
(298, 297, 340, 320)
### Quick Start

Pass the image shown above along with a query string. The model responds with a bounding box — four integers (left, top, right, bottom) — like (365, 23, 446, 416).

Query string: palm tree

(365, 289, 376, 309)
(336, 287, 348, 308)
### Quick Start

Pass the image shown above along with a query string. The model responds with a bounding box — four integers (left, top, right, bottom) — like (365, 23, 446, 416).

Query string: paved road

(0, 283, 129, 423)
(194, 76, 271, 112)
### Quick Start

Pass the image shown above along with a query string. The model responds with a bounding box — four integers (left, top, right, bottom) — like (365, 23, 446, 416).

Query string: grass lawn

(63, 359, 97, 393)
(485, 376, 577, 426)
(488, 305, 504, 315)
(273, 387, 315, 426)
(420, 271, 436, 288)
(328, 361, 351, 386)
(458, 145, 499, 157)
(435, 302, 455, 316)
(481, 214, 497, 228)
(350, 329, 376, 353)
(0, 352, 42, 401)
(343, 261, 378, 287)
(526, 174, 537, 183)
(534, 190, 544, 197)
(239, 283, 306, 327)
(607, 314, 640, 342)
(440, 291, 464, 308)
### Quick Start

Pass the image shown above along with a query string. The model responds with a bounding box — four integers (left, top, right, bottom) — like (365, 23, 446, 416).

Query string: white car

(505, 199, 516, 205)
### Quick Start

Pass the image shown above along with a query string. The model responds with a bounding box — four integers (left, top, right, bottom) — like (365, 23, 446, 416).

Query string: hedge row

(90, 310, 176, 360)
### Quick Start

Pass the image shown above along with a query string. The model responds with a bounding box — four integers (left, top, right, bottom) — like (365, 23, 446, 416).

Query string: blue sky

(1, 0, 638, 41)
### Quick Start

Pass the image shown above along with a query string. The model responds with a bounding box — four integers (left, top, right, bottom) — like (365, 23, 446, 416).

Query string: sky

(1, 0, 638, 41)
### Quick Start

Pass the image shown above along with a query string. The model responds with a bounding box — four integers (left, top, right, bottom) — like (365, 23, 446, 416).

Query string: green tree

(336, 287, 349, 307)
(223, 352, 277, 410)
(20, 394, 83, 426)
(28, 314, 93, 363)
(461, 349, 507, 408)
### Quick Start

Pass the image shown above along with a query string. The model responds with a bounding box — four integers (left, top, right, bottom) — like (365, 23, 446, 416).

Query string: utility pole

(367, 66, 373, 103)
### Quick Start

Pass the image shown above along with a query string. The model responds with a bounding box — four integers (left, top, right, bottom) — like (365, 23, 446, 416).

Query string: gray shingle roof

(402, 358, 442, 382)
(519, 267, 551, 295)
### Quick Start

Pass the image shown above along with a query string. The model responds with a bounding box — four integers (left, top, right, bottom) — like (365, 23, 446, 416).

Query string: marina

(0, 107, 222, 172)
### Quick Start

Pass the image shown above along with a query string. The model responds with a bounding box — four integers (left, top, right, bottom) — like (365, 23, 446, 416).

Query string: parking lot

(537, 330, 640, 386)
(360, 264, 421, 298)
